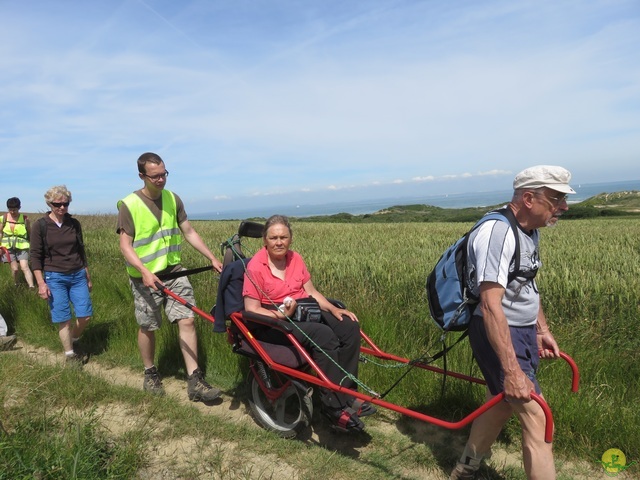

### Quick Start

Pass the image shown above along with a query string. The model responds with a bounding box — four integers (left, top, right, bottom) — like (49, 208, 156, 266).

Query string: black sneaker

(321, 405, 365, 432)
(72, 339, 85, 355)
(0, 335, 17, 351)
(143, 366, 165, 396)
(187, 369, 221, 402)
(65, 352, 89, 367)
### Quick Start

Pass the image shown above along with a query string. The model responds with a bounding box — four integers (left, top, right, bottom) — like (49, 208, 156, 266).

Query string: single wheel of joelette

(247, 368, 312, 439)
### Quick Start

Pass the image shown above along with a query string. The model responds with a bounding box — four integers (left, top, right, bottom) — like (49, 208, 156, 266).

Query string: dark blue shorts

(468, 315, 540, 396)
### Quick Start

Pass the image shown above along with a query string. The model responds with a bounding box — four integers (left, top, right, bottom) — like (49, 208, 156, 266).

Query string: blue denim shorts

(468, 315, 541, 396)
(45, 269, 94, 323)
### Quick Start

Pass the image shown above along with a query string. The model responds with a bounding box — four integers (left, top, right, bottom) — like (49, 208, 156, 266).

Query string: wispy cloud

(1, 0, 638, 214)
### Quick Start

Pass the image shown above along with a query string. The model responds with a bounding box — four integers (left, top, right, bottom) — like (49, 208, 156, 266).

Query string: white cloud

(0, 0, 638, 214)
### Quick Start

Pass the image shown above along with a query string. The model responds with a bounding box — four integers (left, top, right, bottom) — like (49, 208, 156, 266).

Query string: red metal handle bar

(360, 345, 487, 384)
(360, 331, 580, 393)
(530, 392, 554, 443)
(230, 311, 333, 384)
(557, 351, 580, 392)
(162, 282, 578, 395)
(157, 283, 216, 324)
(233, 314, 557, 443)
(157, 282, 567, 446)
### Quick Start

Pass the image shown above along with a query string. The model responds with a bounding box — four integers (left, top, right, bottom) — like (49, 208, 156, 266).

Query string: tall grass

(0, 355, 145, 479)
(2, 214, 638, 463)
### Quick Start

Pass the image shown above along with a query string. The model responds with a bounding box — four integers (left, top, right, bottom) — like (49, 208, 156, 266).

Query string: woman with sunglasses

(30, 185, 93, 366)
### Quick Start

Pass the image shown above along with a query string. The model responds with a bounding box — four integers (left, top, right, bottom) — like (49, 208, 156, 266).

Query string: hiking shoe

(321, 405, 365, 433)
(0, 335, 17, 351)
(65, 352, 89, 367)
(72, 339, 84, 355)
(449, 463, 479, 480)
(187, 369, 221, 402)
(143, 366, 165, 396)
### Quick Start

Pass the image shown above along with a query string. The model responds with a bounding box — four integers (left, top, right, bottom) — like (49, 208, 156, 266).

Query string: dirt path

(9, 340, 306, 479)
(7, 340, 619, 480)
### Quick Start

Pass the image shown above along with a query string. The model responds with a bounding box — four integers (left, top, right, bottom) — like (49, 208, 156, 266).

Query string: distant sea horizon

(192, 179, 640, 221)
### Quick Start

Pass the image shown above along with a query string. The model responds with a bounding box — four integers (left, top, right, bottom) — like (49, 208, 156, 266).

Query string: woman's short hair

(44, 185, 72, 204)
(6, 197, 21, 209)
(263, 214, 292, 239)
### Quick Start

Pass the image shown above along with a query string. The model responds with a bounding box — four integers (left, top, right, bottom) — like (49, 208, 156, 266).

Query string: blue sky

(1, 0, 639, 216)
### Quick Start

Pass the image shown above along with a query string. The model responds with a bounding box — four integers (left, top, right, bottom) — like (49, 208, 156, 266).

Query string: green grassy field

(1, 214, 639, 476)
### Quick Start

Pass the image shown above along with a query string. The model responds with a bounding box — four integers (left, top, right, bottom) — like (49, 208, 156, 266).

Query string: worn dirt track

(5, 340, 623, 479)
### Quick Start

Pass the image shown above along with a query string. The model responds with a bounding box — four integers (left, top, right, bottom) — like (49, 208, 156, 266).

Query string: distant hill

(579, 190, 640, 210)
(294, 190, 640, 223)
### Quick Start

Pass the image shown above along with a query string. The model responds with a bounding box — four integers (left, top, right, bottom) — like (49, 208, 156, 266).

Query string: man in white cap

(449, 165, 575, 480)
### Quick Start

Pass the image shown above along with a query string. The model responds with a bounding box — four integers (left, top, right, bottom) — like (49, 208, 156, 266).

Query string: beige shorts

(6, 248, 29, 263)
(129, 274, 196, 331)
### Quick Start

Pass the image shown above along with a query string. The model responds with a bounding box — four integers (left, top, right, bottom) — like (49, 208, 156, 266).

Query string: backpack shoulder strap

(37, 217, 46, 235)
(498, 207, 520, 278)
(70, 216, 81, 232)
(488, 207, 521, 280)
(36, 217, 50, 259)
(69, 215, 87, 264)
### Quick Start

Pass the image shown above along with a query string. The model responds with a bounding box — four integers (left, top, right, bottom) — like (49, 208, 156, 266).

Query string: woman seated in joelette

(242, 214, 376, 432)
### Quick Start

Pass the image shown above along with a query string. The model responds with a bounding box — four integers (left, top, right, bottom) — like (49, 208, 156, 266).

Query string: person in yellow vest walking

(117, 152, 224, 402)
(1, 197, 35, 289)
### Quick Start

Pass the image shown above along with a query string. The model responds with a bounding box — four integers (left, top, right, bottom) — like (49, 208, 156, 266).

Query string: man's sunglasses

(50, 202, 70, 208)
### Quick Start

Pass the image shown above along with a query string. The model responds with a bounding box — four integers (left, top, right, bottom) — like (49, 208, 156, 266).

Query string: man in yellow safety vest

(117, 152, 223, 402)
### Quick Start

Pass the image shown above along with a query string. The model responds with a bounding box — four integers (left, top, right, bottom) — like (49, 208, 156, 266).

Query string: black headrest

(238, 221, 264, 238)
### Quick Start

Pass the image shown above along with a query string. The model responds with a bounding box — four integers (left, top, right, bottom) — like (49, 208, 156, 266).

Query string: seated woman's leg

(292, 322, 352, 408)
(256, 321, 365, 430)
(321, 312, 360, 390)
(256, 322, 349, 409)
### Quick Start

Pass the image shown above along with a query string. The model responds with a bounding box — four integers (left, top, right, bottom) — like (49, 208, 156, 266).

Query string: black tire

(247, 370, 312, 439)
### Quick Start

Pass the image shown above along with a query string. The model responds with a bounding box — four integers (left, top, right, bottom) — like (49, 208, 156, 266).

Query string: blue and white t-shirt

(467, 219, 541, 327)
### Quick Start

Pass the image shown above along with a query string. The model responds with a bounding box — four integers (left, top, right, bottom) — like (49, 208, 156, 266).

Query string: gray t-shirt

(467, 218, 541, 326)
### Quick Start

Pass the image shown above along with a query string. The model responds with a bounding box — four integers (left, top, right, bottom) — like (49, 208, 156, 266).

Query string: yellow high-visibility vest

(118, 191, 182, 277)
(1, 214, 29, 250)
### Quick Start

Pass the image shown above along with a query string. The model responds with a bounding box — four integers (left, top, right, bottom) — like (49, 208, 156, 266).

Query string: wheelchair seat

(229, 321, 307, 369)
(215, 257, 308, 369)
